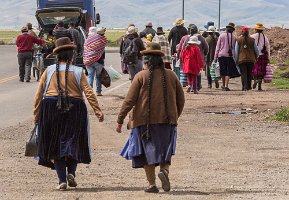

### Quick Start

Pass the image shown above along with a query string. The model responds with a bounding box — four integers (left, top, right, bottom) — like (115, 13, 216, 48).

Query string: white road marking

(103, 81, 130, 94)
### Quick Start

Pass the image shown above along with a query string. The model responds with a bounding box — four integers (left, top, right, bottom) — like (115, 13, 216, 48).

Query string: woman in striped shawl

(84, 27, 108, 96)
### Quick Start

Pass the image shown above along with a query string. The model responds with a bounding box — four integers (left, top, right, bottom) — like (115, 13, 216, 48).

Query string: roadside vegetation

(271, 60, 289, 89)
(271, 106, 289, 122)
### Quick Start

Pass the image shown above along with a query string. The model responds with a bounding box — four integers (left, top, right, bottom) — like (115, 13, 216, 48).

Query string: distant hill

(1, 0, 289, 29)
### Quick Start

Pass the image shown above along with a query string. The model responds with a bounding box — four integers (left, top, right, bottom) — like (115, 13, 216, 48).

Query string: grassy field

(272, 65, 289, 89)
(0, 30, 125, 46)
(0, 30, 20, 44)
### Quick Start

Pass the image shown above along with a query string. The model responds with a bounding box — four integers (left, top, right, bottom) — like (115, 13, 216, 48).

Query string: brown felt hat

(53, 37, 76, 54)
(141, 42, 164, 56)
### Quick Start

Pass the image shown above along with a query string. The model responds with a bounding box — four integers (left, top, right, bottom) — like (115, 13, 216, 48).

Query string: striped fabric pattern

(83, 34, 107, 66)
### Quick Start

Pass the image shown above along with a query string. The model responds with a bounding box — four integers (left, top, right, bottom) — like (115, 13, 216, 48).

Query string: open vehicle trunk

(35, 7, 87, 68)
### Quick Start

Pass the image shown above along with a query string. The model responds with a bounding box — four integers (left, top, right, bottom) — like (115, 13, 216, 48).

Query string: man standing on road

(53, 21, 73, 41)
(26, 23, 37, 37)
(16, 26, 45, 82)
(68, 22, 83, 55)
(142, 21, 157, 38)
(121, 26, 145, 81)
(168, 18, 187, 79)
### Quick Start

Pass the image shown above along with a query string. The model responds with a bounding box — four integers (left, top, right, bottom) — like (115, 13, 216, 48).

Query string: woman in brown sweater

(116, 43, 185, 193)
(234, 26, 259, 91)
(34, 37, 104, 190)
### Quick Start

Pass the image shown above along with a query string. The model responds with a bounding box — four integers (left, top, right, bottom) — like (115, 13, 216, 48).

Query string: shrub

(271, 107, 289, 122)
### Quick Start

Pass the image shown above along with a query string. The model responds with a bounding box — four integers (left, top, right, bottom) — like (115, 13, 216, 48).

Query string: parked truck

(34, 0, 100, 72)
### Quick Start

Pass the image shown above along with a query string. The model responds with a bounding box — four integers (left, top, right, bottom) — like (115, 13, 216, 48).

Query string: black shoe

(215, 81, 219, 88)
(26, 80, 30, 82)
(19, 79, 24, 82)
(208, 84, 212, 89)
(253, 81, 257, 89)
(144, 186, 159, 193)
(158, 171, 171, 192)
(225, 87, 230, 91)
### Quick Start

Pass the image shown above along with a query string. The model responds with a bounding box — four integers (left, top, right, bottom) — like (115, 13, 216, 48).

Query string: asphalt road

(0, 45, 121, 128)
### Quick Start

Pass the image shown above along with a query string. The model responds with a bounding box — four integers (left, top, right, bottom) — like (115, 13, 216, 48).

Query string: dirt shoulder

(1, 75, 289, 200)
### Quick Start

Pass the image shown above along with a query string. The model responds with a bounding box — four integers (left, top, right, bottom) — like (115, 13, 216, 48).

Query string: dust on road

(1, 76, 289, 200)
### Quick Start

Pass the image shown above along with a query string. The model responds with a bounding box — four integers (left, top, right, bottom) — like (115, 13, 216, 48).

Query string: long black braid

(56, 49, 74, 113)
(143, 54, 170, 140)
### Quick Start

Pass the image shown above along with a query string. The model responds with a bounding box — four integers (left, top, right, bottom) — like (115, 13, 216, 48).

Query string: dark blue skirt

(120, 124, 177, 168)
(218, 56, 240, 78)
(37, 97, 91, 169)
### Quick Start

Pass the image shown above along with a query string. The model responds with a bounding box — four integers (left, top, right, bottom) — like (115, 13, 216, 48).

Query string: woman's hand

(116, 123, 122, 133)
(96, 112, 104, 122)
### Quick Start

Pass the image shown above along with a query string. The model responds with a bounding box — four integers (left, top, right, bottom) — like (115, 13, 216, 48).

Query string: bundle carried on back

(83, 34, 107, 66)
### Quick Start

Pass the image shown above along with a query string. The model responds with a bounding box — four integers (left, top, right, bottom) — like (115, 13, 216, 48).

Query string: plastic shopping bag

(264, 64, 273, 83)
(210, 61, 221, 81)
(104, 65, 122, 81)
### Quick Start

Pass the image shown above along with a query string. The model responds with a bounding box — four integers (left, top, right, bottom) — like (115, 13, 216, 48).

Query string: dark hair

(226, 27, 234, 33)
(139, 32, 146, 38)
(57, 21, 64, 27)
(256, 30, 263, 33)
(242, 31, 249, 37)
(142, 54, 169, 139)
(69, 22, 75, 27)
(55, 49, 74, 113)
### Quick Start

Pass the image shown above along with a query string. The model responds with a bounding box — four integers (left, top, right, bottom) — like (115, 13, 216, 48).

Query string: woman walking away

(182, 36, 204, 94)
(34, 37, 104, 190)
(116, 42, 185, 193)
(251, 23, 270, 91)
(205, 26, 219, 88)
(214, 22, 240, 91)
(84, 27, 108, 96)
(235, 26, 259, 91)
(152, 27, 172, 69)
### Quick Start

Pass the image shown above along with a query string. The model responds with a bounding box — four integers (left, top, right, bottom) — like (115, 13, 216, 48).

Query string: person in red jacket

(181, 36, 204, 94)
(16, 26, 45, 82)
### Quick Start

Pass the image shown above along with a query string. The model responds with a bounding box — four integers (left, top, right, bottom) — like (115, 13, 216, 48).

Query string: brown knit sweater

(117, 68, 185, 128)
(34, 69, 102, 122)
(236, 36, 258, 65)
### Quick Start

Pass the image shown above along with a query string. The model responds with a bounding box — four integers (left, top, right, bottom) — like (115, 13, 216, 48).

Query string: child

(181, 36, 204, 94)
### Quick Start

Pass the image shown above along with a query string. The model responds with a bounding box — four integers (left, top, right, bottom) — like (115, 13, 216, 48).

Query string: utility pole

(182, 0, 185, 20)
(218, 0, 221, 31)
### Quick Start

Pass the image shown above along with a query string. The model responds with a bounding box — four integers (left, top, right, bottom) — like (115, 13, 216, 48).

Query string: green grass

(0, 30, 20, 44)
(270, 59, 278, 65)
(271, 107, 289, 122)
(105, 30, 126, 47)
(0, 30, 125, 46)
(272, 68, 289, 89)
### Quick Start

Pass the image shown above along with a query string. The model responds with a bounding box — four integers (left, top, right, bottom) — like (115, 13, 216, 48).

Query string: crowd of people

(119, 19, 271, 92)
(17, 18, 271, 193)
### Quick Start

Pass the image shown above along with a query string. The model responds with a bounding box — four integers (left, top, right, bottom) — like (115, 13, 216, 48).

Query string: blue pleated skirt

(120, 124, 177, 168)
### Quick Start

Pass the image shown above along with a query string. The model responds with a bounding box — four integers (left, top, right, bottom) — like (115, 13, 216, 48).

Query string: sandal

(56, 182, 67, 191)
(158, 171, 171, 192)
(144, 185, 159, 193)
